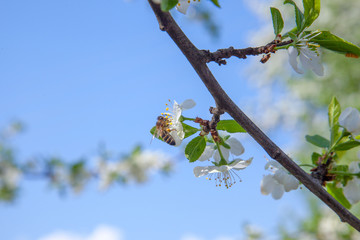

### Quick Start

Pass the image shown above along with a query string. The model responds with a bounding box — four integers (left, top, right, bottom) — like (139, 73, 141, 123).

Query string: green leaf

(287, 31, 298, 41)
(332, 164, 348, 172)
(303, 0, 320, 28)
(270, 7, 284, 36)
(327, 182, 351, 209)
(150, 126, 156, 135)
(334, 141, 360, 151)
(161, 0, 178, 11)
(210, 0, 221, 8)
(311, 152, 321, 165)
(282, 27, 298, 39)
(328, 97, 341, 145)
(305, 135, 330, 148)
(216, 120, 246, 133)
(185, 136, 206, 162)
(182, 123, 199, 139)
(312, 31, 360, 58)
(284, 0, 305, 32)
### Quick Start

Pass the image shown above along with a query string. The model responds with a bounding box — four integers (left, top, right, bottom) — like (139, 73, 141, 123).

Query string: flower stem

(329, 129, 346, 152)
(215, 141, 227, 165)
(181, 116, 196, 121)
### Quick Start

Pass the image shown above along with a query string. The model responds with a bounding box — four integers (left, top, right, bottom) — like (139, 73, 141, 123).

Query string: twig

(147, 1, 360, 231)
(202, 40, 293, 65)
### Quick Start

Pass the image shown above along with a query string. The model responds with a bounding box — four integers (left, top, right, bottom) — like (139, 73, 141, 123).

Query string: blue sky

(0, 0, 307, 239)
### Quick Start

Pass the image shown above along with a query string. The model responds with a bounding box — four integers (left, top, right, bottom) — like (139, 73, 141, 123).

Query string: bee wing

(150, 126, 160, 144)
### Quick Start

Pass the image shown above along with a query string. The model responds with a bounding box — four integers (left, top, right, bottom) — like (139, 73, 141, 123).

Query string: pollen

(206, 169, 241, 189)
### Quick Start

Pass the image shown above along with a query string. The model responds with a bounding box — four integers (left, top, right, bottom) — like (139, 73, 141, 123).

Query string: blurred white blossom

(343, 161, 360, 205)
(0, 160, 21, 189)
(339, 107, 360, 136)
(97, 150, 172, 190)
(261, 160, 299, 199)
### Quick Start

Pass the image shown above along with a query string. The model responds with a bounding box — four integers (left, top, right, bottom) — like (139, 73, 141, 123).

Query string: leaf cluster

(269, 0, 360, 57)
(305, 97, 360, 208)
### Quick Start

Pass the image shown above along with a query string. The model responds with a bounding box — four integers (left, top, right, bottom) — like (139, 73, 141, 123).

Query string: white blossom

(339, 107, 360, 136)
(194, 158, 252, 188)
(151, 0, 201, 15)
(343, 161, 360, 205)
(288, 31, 324, 76)
(176, 0, 200, 14)
(162, 99, 196, 146)
(261, 160, 299, 199)
(194, 134, 252, 188)
(198, 135, 244, 163)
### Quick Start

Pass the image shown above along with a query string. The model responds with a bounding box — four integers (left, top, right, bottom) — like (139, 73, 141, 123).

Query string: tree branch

(202, 40, 293, 65)
(148, 1, 360, 231)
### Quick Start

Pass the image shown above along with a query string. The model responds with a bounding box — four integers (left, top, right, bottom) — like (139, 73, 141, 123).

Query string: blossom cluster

(155, 99, 299, 198)
(97, 150, 173, 190)
(0, 143, 173, 201)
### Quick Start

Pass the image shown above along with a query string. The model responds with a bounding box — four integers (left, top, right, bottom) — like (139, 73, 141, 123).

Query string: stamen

(206, 169, 241, 189)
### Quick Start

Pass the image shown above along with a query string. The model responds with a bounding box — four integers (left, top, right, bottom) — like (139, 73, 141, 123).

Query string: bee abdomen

(161, 132, 176, 146)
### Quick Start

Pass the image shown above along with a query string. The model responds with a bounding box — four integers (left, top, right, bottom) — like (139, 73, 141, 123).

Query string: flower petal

(343, 179, 360, 205)
(172, 101, 183, 122)
(264, 160, 281, 170)
(299, 48, 324, 76)
(213, 145, 230, 163)
(194, 166, 223, 177)
(193, 166, 210, 177)
(271, 184, 285, 200)
(288, 46, 304, 74)
(198, 146, 215, 162)
(227, 138, 244, 156)
(283, 174, 299, 192)
(170, 130, 183, 146)
(349, 161, 360, 173)
(261, 174, 285, 199)
(339, 107, 360, 135)
(231, 157, 253, 170)
(298, 50, 313, 71)
(176, 0, 190, 14)
(180, 99, 196, 110)
(260, 174, 276, 195)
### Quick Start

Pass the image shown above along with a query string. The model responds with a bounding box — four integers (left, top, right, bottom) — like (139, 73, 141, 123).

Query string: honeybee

(154, 116, 176, 146)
